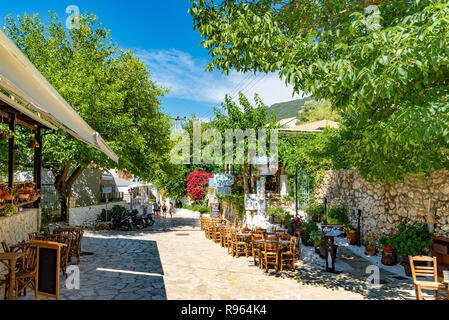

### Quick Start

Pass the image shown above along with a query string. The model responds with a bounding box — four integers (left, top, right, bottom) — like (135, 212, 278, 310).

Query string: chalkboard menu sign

(210, 202, 220, 218)
(28, 240, 66, 300)
(38, 248, 58, 295)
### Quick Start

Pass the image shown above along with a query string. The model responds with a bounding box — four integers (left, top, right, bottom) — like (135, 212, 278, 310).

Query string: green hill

(267, 96, 314, 120)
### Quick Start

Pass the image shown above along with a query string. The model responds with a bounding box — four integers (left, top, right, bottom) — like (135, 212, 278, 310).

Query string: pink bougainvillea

(186, 171, 213, 203)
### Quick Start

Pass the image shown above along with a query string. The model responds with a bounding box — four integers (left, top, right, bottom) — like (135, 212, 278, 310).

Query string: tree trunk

(54, 163, 85, 222)
(243, 162, 249, 194)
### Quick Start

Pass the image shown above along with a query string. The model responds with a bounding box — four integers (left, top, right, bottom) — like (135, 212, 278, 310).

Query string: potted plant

(304, 202, 325, 222)
(0, 126, 14, 140)
(311, 231, 324, 255)
(365, 242, 377, 256)
(379, 236, 397, 265)
(298, 221, 319, 246)
(30, 188, 43, 202)
(344, 224, 358, 245)
(0, 203, 18, 217)
(379, 236, 394, 253)
(2, 187, 15, 201)
(15, 185, 33, 201)
(389, 222, 432, 276)
(288, 215, 303, 236)
(27, 138, 40, 149)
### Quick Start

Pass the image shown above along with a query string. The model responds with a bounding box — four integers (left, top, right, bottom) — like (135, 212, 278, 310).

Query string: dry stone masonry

(314, 169, 449, 245)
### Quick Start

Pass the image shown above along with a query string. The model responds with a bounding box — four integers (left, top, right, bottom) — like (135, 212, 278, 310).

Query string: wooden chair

(251, 233, 264, 268)
(275, 230, 286, 237)
(232, 231, 248, 258)
(1, 240, 10, 253)
(226, 229, 236, 255)
(200, 216, 208, 231)
(280, 237, 297, 271)
(28, 232, 40, 240)
(212, 224, 222, 244)
(409, 256, 449, 300)
(205, 222, 214, 240)
(53, 227, 83, 264)
(278, 233, 291, 241)
(13, 244, 38, 299)
(219, 226, 226, 248)
(261, 236, 279, 272)
(70, 227, 84, 264)
(43, 233, 71, 278)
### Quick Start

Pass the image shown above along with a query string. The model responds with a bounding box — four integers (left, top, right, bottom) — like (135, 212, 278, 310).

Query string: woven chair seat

(414, 281, 447, 290)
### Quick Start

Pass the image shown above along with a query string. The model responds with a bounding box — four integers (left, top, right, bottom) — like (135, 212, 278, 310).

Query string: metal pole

(357, 209, 362, 246)
(295, 164, 298, 217)
(8, 113, 15, 190)
(323, 197, 328, 224)
(33, 127, 42, 208)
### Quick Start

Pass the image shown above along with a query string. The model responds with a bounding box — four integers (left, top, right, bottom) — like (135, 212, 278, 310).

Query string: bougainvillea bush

(186, 171, 213, 203)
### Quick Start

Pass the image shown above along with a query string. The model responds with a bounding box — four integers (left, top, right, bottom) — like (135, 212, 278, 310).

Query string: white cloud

(135, 48, 306, 107)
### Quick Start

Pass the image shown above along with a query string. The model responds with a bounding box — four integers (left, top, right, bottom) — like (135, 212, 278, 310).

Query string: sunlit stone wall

(314, 169, 449, 244)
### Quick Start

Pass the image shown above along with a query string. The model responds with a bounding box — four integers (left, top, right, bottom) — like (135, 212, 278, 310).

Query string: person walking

(162, 202, 167, 218)
(153, 200, 159, 218)
(169, 202, 174, 219)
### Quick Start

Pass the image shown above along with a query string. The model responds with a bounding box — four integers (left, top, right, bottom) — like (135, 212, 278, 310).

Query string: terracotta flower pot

(4, 194, 14, 201)
(347, 230, 358, 245)
(18, 193, 30, 201)
(365, 245, 377, 256)
(383, 245, 393, 253)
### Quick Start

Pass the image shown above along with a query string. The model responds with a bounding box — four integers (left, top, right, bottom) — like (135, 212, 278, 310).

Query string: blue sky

(0, 1, 302, 120)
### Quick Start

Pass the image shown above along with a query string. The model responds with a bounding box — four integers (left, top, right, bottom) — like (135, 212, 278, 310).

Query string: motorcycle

(111, 213, 134, 231)
(143, 211, 155, 227)
(130, 209, 146, 230)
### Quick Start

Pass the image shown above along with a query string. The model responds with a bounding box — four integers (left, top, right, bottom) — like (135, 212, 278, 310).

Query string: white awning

(0, 29, 118, 163)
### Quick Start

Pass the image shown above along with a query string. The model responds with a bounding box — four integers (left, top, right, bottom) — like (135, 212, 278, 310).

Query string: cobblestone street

(9, 210, 420, 300)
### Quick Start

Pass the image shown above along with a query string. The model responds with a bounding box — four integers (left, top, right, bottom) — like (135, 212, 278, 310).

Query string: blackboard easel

(210, 202, 220, 219)
(28, 240, 67, 300)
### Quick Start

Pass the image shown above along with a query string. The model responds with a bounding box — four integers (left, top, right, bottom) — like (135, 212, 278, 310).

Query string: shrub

(303, 201, 325, 219)
(390, 222, 432, 256)
(186, 171, 213, 203)
(326, 205, 349, 225)
(97, 205, 128, 222)
(266, 207, 291, 223)
(298, 221, 320, 245)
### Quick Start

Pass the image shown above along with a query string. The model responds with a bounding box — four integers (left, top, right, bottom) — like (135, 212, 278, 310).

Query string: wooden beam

(8, 113, 15, 189)
(16, 118, 37, 131)
(34, 127, 42, 208)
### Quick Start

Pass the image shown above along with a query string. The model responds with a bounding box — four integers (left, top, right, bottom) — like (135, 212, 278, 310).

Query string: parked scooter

(130, 209, 146, 230)
(111, 213, 134, 231)
(143, 211, 155, 227)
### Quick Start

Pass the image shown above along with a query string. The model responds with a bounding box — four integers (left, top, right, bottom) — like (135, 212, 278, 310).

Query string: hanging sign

(214, 174, 234, 187)
(217, 187, 231, 196)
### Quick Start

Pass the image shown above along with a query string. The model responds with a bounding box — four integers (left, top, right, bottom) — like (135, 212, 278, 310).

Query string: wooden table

(0, 252, 25, 300)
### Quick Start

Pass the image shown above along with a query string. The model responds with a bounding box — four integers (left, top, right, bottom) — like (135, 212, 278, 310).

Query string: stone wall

(314, 169, 449, 244)
(0, 208, 41, 244)
(0, 208, 41, 273)
(69, 201, 129, 228)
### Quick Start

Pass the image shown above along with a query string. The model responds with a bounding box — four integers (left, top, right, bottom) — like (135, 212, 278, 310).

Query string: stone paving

(2, 210, 424, 300)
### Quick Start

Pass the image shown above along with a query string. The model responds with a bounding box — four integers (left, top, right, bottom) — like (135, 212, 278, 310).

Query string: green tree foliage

(2, 12, 172, 217)
(154, 117, 221, 202)
(213, 93, 277, 193)
(190, 0, 449, 183)
(279, 129, 338, 192)
(297, 100, 341, 124)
